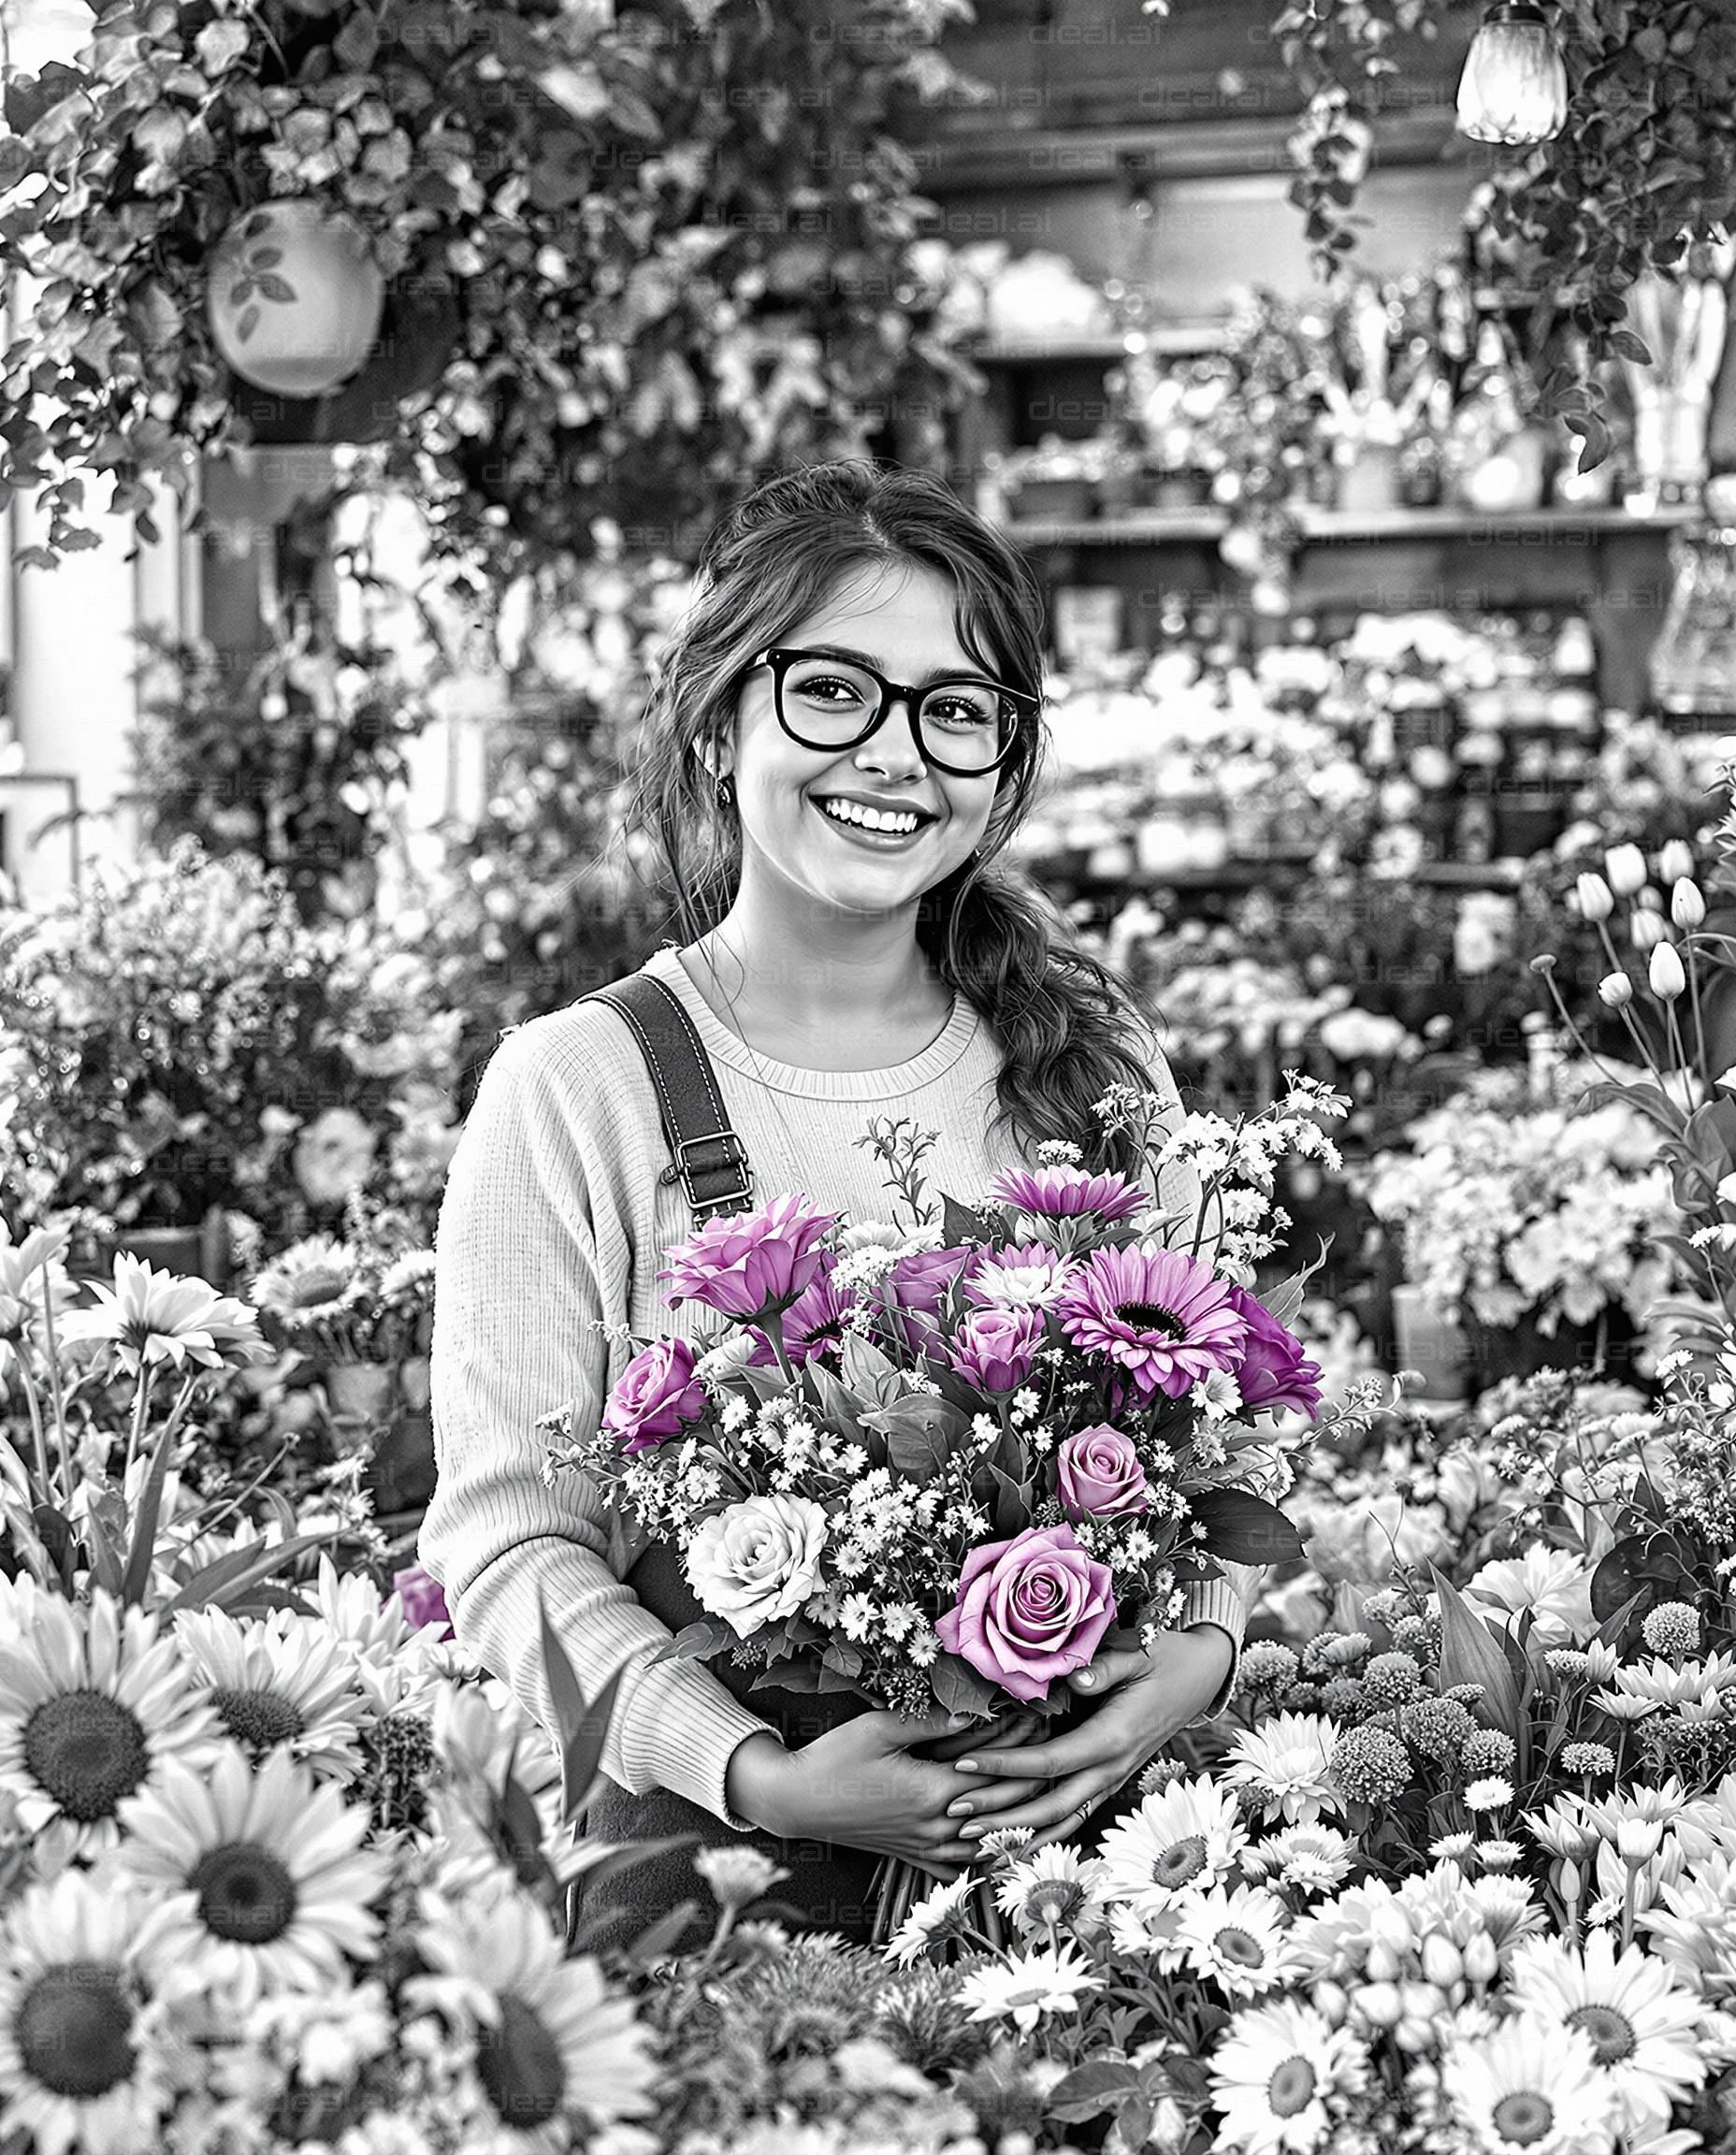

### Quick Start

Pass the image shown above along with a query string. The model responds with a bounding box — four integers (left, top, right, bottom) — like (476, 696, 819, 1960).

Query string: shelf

(974, 324, 1228, 364)
(1024, 853, 1526, 893)
(1003, 503, 1701, 548)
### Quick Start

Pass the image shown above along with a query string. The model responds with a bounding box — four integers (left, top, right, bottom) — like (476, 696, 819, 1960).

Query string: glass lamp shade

(1455, 2, 1570, 146)
(206, 202, 386, 398)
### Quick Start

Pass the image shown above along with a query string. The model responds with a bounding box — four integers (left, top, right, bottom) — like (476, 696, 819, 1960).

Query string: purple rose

(883, 1243, 974, 1352)
(1223, 1285, 1324, 1419)
(1055, 1424, 1150, 1520)
(949, 1304, 1045, 1394)
(391, 1562, 453, 1638)
(934, 1523, 1116, 1704)
(658, 1193, 837, 1323)
(601, 1336, 707, 1454)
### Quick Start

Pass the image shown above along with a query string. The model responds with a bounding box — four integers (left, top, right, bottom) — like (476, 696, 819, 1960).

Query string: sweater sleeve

(418, 1023, 778, 1828)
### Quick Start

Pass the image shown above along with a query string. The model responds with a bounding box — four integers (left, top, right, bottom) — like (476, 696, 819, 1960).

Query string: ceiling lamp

(207, 202, 386, 398)
(1455, 2, 1569, 147)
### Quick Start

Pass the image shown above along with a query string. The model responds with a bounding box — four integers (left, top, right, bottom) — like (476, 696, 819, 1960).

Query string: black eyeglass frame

(746, 646, 1037, 776)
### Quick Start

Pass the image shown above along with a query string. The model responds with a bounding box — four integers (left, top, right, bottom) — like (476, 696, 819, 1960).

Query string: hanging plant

(1266, 0, 1736, 465)
(0, 0, 984, 568)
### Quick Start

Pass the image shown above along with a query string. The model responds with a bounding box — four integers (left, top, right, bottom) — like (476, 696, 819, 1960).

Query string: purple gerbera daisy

(749, 1256, 860, 1368)
(1053, 1244, 1249, 1400)
(989, 1164, 1149, 1227)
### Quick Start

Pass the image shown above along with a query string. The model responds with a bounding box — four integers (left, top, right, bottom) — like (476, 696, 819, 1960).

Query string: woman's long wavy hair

(628, 460, 1161, 1179)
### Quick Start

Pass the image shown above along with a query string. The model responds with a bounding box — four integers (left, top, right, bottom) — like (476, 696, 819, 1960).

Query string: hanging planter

(207, 202, 386, 399)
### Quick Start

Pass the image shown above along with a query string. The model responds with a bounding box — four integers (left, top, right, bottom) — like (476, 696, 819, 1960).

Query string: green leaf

(644, 1618, 737, 1667)
(1188, 1486, 1305, 1565)
(120, 1411, 179, 1609)
(1589, 1534, 1698, 1630)
(160, 1531, 330, 1617)
(1430, 1565, 1521, 1738)
(537, 1599, 626, 1826)
(1045, 2061, 1143, 2122)
(928, 1651, 998, 1718)
(940, 1191, 1000, 1245)
(749, 1658, 825, 1693)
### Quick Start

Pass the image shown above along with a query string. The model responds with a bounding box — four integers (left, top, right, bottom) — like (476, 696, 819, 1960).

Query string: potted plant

(0, 0, 982, 571)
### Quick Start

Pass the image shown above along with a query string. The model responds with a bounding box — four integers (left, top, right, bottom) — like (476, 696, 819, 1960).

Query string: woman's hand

(727, 1706, 1046, 1878)
(941, 1627, 1235, 1857)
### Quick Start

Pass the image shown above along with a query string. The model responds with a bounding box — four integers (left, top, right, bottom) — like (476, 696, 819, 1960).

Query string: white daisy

(310, 1553, 427, 1666)
(1173, 1883, 1298, 2000)
(59, 1253, 265, 1374)
(991, 1844, 1111, 1939)
(173, 1605, 370, 1779)
(1106, 1898, 1187, 1971)
(1609, 1652, 1736, 1707)
(883, 1873, 983, 1967)
(1240, 1824, 1357, 1896)
(0, 1871, 177, 2155)
(0, 1590, 224, 1866)
(1219, 1714, 1343, 1826)
(411, 1887, 658, 2148)
(1209, 1993, 1369, 2154)
(1439, 2015, 1614, 2155)
(953, 1942, 1101, 2032)
(1096, 1772, 1248, 1912)
(1638, 1856, 1736, 2001)
(1507, 1930, 1709, 2133)
(109, 1746, 388, 2009)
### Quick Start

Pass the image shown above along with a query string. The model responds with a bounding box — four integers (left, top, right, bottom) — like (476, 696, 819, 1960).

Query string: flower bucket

(1390, 1283, 1466, 1402)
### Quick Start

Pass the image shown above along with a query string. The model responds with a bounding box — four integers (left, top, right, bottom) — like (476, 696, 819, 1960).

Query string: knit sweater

(420, 945, 1251, 1829)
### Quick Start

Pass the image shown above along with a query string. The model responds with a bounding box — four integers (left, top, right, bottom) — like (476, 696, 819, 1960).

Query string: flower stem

(121, 1366, 154, 1489)
(36, 1267, 75, 1511)
(758, 1309, 798, 1387)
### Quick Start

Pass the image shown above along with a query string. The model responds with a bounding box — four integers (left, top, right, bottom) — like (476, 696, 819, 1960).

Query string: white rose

(684, 1495, 830, 1640)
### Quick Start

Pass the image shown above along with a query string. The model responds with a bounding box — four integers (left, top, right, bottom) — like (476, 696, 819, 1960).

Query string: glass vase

(1649, 526, 1736, 722)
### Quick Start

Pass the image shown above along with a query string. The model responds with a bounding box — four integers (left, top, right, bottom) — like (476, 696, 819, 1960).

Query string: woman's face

(719, 560, 1009, 933)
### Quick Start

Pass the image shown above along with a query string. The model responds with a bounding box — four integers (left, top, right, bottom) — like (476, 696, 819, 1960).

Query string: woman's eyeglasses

(747, 647, 1035, 775)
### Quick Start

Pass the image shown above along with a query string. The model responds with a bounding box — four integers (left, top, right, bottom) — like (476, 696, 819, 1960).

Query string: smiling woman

(419, 461, 1251, 1949)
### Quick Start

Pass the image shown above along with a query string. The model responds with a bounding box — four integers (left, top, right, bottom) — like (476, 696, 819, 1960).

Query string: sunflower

(1173, 1883, 1298, 2000)
(0, 1872, 176, 2155)
(1208, 1993, 1369, 2155)
(1219, 1714, 1344, 1827)
(952, 1942, 1102, 2033)
(1053, 1244, 1249, 1401)
(248, 1237, 363, 1327)
(1095, 1772, 1248, 1913)
(58, 1253, 265, 1375)
(173, 1606, 369, 1780)
(111, 1746, 388, 2010)
(1439, 2016, 1613, 2155)
(0, 1591, 224, 1867)
(412, 1887, 658, 2150)
(1508, 1931, 1710, 2133)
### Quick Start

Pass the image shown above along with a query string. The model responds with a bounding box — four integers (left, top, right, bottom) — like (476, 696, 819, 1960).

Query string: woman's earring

(716, 772, 736, 814)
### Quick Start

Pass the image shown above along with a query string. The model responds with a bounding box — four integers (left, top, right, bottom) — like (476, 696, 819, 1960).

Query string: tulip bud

(1462, 1931, 1500, 1985)
(1605, 843, 1647, 895)
(1313, 1979, 1350, 2027)
(1671, 878, 1706, 929)
(1422, 1933, 1464, 1990)
(1364, 1940, 1404, 1986)
(1617, 1816, 1665, 1864)
(1401, 1979, 1440, 2021)
(1394, 2017, 1437, 2055)
(1631, 910, 1667, 954)
(1659, 838, 1695, 885)
(1355, 1980, 1404, 2029)
(1574, 872, 1614, 922)
(1598, 972, 1633, 1009)
(1650, 941, 1687, 1002)
(1557, 1858, 1582, 1906)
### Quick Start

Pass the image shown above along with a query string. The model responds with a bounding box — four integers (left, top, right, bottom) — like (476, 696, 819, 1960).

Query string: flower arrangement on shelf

(0, 0, 982, 569)
(249, 1206, 435, 1370)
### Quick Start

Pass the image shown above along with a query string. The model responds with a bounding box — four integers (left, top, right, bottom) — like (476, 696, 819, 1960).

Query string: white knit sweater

(420, 946, 1251, 1828)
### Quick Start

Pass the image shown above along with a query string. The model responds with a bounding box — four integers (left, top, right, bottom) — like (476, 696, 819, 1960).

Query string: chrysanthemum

(953, 1942, 1102, 2032)
(1053, 1243, 1250, 1400)
(1507, 1930, 1709, 2133)
(1439, 2016, 1613, 2155)
(172, 1605, 370, 1780)
(58, 1252, 266, 1374)
(1219, 1714, 1344, 1827)
(412, 1887, 658, 2146)
(987, 1164, 1149, 1226)
(0, 1872, 176, 2155)
(249, 1237, 362, 1326)
(1241, 1824, 1357, 1897)
(1096, 1773, 1248, 1911)
(883, 1873, 983, 1967)
(1174, 1883, 1298, 2000)
(962, 1242, 1076, 1309)
(992, 1844, 1111, 1939)
(0, 1591, 224, 1866)
(111, 1746, 388, 2008)
(1208, 1994, 1369, 2155)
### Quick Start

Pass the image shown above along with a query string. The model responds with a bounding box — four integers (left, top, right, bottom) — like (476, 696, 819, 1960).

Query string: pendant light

(1455, 2, 1570, 147)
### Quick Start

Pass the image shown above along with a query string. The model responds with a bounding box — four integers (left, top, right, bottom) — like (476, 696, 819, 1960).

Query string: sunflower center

(1025, 1879, 1082, 1925)
(1152, 1834, 1208, 1888)
(1267, 2055, 1316, 2118)
(1115, 1300, 1187, 1340)
(1565, 2002, 1637, 2063)
(210, 1686, 304, 1757)
(1490, 2092, 1555, 2146)
(22, 1689, 150, 1821)
(189, 1841, 298, 1943)
(1212, 1925, 1265, 1968)
(476, 1993, 566, 2129)
(17, 1963, 135, 2097)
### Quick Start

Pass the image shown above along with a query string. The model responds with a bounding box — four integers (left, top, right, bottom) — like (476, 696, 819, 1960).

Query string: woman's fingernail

(948, 1799, 972, 1818)
(1076, 1670, 1095, 1688)
(954, 1759, 978, 1774)
(961, 1821, 983, 1839)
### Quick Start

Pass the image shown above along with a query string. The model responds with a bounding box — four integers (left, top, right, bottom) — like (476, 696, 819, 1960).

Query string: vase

(1649, 525, 1736, 722)
(1390, 1284, 1467, 1402)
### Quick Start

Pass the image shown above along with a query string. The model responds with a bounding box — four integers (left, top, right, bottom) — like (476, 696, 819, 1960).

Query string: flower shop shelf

(1003, 503, 1702, 547)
